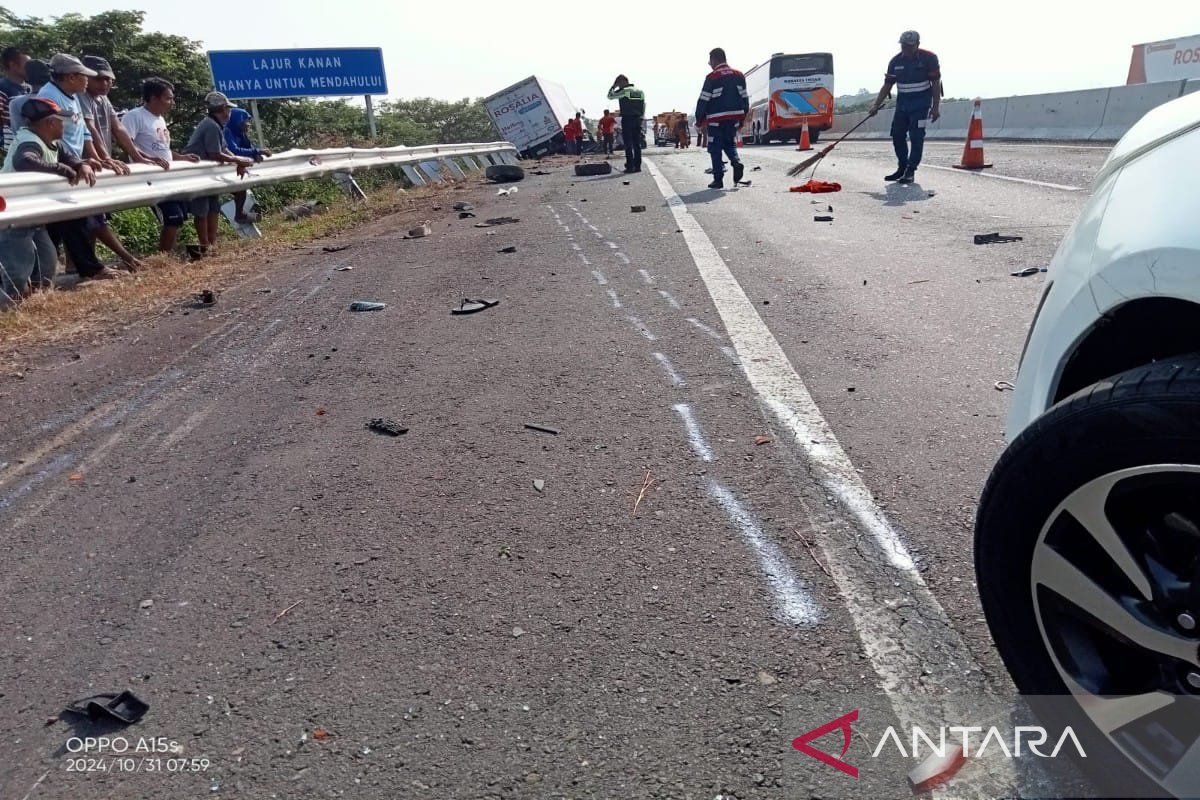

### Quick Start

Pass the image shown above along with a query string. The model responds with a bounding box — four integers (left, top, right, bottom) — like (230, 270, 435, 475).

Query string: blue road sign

(207, 48, 387, 100)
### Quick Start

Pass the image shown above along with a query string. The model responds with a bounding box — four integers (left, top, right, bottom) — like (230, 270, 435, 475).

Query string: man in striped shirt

(869, 31, 941, 184)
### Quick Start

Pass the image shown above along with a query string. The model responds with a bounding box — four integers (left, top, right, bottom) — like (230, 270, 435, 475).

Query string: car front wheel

(977, 356, 1200, 799)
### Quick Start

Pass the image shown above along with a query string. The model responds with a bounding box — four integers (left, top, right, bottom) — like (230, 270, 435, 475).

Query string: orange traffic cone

(796, 121, 813, 152)
(952, 98, 992, 170)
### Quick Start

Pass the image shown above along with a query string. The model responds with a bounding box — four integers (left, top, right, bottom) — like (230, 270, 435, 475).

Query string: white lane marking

(606, 289, 622, 309)
(615, 252, 632, 265)
(587, 223, 599, 232)
(594, 231, 604, 239)
(686, 317, 725, 341)
(637, 269, 655, 285)
(658, 290, 682, 310)
(577, 253, 591, 266)
(571, 243, 582, 251)
(626, 315, 658, 341)
(707, 480, 822, 628)
(921, 163, 1083, 191)
(606, 241, 618, 250)
(647, 158, 1006, 783)
(672, 403, 714, 461)
(591, 270, 608, 286)
(653, 352, 686, 387)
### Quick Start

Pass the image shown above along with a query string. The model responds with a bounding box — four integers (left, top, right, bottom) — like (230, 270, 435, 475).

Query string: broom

(786, 109, 882, 177)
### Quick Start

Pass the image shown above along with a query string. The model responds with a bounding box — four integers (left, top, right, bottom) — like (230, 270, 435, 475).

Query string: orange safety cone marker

(796, 121, 813, 152)
(952, 98, 993, 170)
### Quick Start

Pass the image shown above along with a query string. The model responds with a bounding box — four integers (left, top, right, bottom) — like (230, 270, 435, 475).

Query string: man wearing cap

(869, 31, 941, 185)
(80, 55, 169, 270)
(607, 75, 645, 173)
(181, 91, 253, 256)
(37, 54, 104, 168)
(0, 98, 120, 301)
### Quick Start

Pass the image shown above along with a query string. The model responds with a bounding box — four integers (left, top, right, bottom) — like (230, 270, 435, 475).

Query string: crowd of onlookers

(0, 46, 273, 308)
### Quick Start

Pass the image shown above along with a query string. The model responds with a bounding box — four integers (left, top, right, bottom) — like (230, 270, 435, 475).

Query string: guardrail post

(439, 158, 466, 179)
(332, 171, 367, 201)
(399, 164, 426, 186)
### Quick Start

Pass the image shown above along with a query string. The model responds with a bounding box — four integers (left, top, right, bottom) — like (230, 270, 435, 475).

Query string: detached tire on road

(485, 164, 525, 183)
(976, 355, 1200, 799)
(574, 162, 613, 177)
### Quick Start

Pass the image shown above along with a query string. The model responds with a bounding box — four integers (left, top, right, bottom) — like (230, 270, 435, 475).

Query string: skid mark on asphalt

(706, 481, 822, 627)
(672, 404, 715, 462)
(0, 453, 76, 515)
(156, 408, 215, 453)
(647, 157, 1011, 792)
(653, 353, 686, 387)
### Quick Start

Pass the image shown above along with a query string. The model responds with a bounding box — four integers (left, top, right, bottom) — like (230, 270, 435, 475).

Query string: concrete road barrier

(1092, 81, 1189, 140)
(992, 87, 1109, 140)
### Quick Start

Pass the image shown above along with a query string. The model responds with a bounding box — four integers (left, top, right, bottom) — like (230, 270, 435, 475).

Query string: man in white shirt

(121, 77, 200, 253)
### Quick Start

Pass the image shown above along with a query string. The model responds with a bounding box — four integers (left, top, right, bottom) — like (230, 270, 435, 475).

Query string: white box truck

(482, 76, 579, 158)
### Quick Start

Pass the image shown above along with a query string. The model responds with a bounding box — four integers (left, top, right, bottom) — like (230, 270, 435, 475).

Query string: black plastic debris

(366, 418, 408, 437)
(498, 246, 517, 253)
(451, 298, 500, 315)
(814, 215, 834, 222)
(751, 166, 762, 171)
(485, 164, 525, 183)
(459, 211, 476, 219)
(631, 205, 646, 213)
(349, 301, 386, 312)
(735, 181, 752, 187)
(523, 423, 560, 435)
(974, 232, 1023, 245)
(1010, 266, 1048, 277)
(64, 691, 149, 725)
(453, 202, 474, 212)
(483, 217, 520, 226)
(322, 244, 351, 253)
(193, 289, 216, 307)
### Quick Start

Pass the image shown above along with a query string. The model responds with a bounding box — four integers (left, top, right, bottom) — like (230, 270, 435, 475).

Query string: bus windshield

(771, 54, 833, 78)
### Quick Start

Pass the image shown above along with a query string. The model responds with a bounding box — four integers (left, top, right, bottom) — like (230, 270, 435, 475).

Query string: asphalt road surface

(0, 140, 1108, 799)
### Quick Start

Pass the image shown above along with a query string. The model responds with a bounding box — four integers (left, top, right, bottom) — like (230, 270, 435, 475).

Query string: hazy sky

(26, 0, 1200, 113)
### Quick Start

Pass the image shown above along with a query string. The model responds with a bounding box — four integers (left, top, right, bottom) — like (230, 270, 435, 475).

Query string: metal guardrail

(0, 141, 520, 230)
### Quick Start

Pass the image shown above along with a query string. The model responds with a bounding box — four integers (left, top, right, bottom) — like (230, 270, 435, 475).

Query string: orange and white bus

(741, 52, 834, 145)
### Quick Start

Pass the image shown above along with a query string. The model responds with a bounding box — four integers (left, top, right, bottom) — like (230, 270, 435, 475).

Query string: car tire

(810, 128, 821, 144)
(574, 162, 613, 176)
(976, 355, 1200, 799)
(485, 164, 525, 183)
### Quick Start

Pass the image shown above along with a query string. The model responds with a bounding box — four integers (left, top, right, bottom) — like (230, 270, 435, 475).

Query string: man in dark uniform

(695, 47, 748, 189)
(869, 30, 941, 184)
(607, 75, 645, 173)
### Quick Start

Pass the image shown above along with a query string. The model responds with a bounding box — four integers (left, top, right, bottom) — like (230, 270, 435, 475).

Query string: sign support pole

(365, 95, 377, 140)
(250, 99, 266, 146)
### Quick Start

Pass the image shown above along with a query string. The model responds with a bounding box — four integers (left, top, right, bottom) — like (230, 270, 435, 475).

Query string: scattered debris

(63, 691, 149, 725)
(140, 599, 154, 609)
(497, 187, 519, 197)
(312, 728, 332, 741)
(459, 211, 476, 219)
(622, 181, 630, 185)
(751, 165, 762, 171)
(754, 435, 772, 446)
(847, 387, 856, 393)
(315, 408, 326, 416)
(523, 423, 560, 436)
(908, 744, 967, 794)
(533, 479, 545, 493)
(194, 289, 217, 307)
(974, 232, 1023, 245)
(756, 670, 777, 685)
(531, 170, 551, 175)
(453, 202, 474, 212)
(632, 470, 657, 516)
(735, 180, 752, 187)
(631, 205, 646, 213)
(498, 246, 517, 253)
(483, 217, 520, 226)
(349, 301, 387, 312)
(908, 279, 932, 285)
(994, 381, 1015, 391)
(451, 298, 500, 315)
(334, 266, 353, 272)
(790, 180, 842, 193)
(69, 472, 83, 482)
(1010, 266, 1047, 277)
(814, 215, 834, 222)
(366, 418, 409, 436)
(795, 529, 834, 579)
(512, 626, 525, 637)
(255, 288, 273, 294)
(485, 164, 525, 183)
(271, 600, 303, 625)
(322, 244, 351, 253)
(282, 200, 324, 220)
(403, 223, 432, 239)
(575, 162, 613, 177)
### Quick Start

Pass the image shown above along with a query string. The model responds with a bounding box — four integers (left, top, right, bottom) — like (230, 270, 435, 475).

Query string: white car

(976, 90, 1200, 798)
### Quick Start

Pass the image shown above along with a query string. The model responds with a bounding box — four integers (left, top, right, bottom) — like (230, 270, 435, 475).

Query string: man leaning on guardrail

(181, 91, 253, 258)
(0, 98, 103, 305)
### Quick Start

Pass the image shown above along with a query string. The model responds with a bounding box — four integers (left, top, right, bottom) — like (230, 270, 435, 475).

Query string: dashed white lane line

(626, 315, 657, 341)
(605, 241, 618, 250)
(671, 403, 714, 461)
(653, 352, 686, 387)
(591, 270, 608, 286)
(657, 290, 681, 310)
(646, 158, 1003, 777)
(920, 163, 1084, 191)
(571, 243, 582, 251)
(587, 223, 600, 231)
(720, 345, 741, 365)
(577, 253, 591, 265)
(615, 252, 631, 265)
(686, 317, 725, 341)
(637, 269, 655, 285)
(606, 289, 622, 309)
(707, 480, 822, 628)
(594, 231, 604, 239)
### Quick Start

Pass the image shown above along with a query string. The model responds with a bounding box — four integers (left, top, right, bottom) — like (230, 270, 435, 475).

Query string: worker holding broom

(868, 30, 941, 184)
